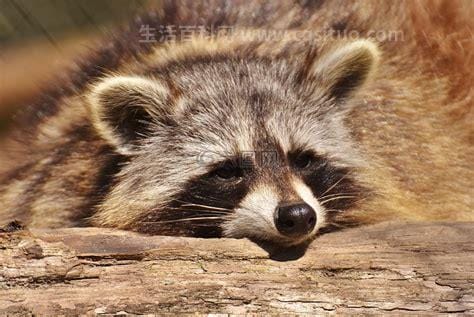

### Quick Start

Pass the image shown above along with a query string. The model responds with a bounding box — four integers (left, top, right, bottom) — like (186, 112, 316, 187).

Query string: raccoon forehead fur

(0, 0, 472, 247)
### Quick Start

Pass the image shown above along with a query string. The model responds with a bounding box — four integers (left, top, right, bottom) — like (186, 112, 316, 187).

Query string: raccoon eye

(292, 151, 314, 170)
(211, 162, 243, 181)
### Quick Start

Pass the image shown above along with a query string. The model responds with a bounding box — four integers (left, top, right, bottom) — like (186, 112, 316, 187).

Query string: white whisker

(320, 195, 358, 205)
(180, 203, 232, 211)
(319, 192, 359, 200)
(164, 207, 229, 214)
(174, 199, 233, 211)
(319, 174, 349, 197)
(141, 216, 228, 224)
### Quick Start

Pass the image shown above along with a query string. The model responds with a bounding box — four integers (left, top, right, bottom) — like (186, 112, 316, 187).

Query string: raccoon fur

(0, 0, 472, 247)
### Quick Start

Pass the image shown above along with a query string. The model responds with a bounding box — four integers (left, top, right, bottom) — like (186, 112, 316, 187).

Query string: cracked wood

(0, 222, 473, 315)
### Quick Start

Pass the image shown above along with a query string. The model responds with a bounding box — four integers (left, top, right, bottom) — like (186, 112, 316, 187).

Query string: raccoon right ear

(87, 76, 170, 155)
(305, 40, 380, 101)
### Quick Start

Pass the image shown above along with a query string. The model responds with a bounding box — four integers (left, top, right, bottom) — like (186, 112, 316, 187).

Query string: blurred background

(0, 0, 153, 136)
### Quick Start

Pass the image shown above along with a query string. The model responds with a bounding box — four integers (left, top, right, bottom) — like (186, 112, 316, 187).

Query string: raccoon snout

(274, 202, 316, 238)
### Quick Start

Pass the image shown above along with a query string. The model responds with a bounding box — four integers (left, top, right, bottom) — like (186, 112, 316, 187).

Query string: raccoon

(0, 0, 472, 247)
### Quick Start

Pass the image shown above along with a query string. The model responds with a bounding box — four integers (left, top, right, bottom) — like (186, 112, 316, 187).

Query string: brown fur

(0, 0, 472, 231)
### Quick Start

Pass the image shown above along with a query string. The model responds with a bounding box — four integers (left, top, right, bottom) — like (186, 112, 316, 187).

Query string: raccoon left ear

(307, 40, 380, 100)
(87, 76, 171, 155)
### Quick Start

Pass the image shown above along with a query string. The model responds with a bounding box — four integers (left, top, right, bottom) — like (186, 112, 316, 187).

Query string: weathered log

(0, 222, 473, 315)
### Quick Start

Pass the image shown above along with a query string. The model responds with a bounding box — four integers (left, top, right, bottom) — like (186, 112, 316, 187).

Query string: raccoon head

(87, 39, 379, 247)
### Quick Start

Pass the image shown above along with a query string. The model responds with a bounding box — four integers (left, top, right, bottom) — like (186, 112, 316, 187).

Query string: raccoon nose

(275, 203, 316, 238)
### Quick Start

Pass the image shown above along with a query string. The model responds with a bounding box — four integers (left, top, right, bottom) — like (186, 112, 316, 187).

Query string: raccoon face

(87, 40, 379, 247)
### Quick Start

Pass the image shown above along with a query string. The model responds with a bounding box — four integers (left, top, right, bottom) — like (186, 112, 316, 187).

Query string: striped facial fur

(86, 39, 378, 246)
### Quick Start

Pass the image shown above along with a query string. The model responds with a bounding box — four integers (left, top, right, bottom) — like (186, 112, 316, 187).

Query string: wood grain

(0, 222, 473, 315)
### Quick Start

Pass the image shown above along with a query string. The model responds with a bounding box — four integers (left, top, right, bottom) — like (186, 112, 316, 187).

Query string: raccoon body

(0, 0, 472, 246)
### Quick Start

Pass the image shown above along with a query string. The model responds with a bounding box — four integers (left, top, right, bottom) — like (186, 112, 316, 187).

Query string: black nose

(274, 203, 316, 238)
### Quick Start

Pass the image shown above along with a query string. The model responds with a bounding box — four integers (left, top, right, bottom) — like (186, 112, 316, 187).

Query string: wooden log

(0, 222, 473, 315)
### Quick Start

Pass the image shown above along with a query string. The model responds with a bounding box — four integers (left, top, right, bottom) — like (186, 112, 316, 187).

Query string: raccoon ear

(87, 76, 170, 155)
(307, 40, 380, 100)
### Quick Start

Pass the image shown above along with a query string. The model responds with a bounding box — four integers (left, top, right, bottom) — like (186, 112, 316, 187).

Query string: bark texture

(0, 222, 473, 315)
